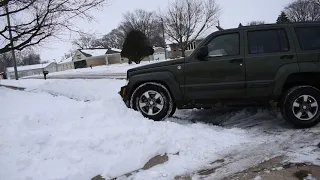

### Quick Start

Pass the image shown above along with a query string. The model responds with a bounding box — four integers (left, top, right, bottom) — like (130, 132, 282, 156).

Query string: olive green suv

(120, 22, 320, 128)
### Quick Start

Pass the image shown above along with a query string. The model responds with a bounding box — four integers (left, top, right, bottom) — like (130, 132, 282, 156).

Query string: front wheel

(130, 83, 173, 121)
(282, 86, 320, 128)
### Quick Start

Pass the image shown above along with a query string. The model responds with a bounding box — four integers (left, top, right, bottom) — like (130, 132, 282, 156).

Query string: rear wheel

(130, 83, 173, 121)
(281, 86, 320, 128)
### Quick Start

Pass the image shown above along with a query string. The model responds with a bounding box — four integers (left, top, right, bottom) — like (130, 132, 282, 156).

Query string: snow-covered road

(0, 79, 319, 180)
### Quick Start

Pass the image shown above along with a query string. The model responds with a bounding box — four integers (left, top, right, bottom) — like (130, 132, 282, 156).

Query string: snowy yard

(0, 79, 319, 180)
(22, 60, 166, 79)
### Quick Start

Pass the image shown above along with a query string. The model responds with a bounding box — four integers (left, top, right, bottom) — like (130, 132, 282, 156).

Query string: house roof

(154, 47, 164, 51)
(7, 62, 53, 72)
(58, 57, 72, 64)
(167, 38, 205, 46)
(80, 49, 108, 57)
(79, 48, 121, 57)
(110, 48, 121, 52)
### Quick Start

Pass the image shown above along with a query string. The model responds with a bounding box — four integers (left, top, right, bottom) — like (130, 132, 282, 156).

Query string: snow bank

(1, 79, 319, 180)
(0, 79, 48, 88)
(0, 86, 252, 180)
(0, 79, 125, 101)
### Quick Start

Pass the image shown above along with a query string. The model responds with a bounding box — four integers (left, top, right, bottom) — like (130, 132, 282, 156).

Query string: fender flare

(127, 71, 184, 103)
(273, 63, 299, 97)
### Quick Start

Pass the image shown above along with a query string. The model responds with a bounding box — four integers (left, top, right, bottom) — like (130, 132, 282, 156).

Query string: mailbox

(43, 70, 49, 80)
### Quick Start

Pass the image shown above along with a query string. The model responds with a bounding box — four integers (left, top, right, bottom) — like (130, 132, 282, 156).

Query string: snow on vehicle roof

(7, 62, 52, 72)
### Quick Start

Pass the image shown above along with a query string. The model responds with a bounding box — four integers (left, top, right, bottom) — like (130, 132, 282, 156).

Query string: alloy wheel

(138, 90, 164, 116)
(292, 94, 318, 121)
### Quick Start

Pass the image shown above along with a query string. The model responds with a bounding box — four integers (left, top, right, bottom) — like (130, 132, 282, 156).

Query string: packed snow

(254, 176, 262, 180)
(0, 79, 252, 180)
(0, 79, 319, 180)
(304, 174, 318, 180)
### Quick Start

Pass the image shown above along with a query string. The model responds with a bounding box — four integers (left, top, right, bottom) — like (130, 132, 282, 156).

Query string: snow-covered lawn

(0, 79, 319, 180)
(22, 60, 166, 79)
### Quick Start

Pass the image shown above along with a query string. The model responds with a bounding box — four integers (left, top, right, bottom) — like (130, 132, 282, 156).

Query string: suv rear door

(183, 29, 245, 104)
(244, 26, 298, 98)
(292, 24, 320, 66)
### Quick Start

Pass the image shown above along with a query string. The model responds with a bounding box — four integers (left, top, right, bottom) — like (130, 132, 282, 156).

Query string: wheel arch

(282, 72, 320, 95)
(127, 71, 183, 107)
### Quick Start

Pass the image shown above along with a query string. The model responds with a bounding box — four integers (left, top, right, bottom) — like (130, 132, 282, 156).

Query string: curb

(0, 84, 25, 91)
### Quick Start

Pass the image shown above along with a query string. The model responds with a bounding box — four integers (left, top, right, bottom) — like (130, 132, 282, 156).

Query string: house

(57, 57, 74, 71)
(152, 47, 166, 60)
(168, 39, 204, 59)
(0, 72, 5, 79)
(73, 48, 123, 69)
(6, 62, 57, 79)
(0, 61, 6, 79)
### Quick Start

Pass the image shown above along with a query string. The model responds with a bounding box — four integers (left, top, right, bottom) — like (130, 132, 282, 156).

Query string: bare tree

(284, 0, 320, 22)
(121, 9, 164, 47)
(0, 48, 41, 66)
(72, 33, 97, 49)
(0, 0, 108, 54)
(94, 9, 165, 50)
(247, 21, 265, 26)
(0, 52, 14, 68)
(94, 27, 126, 49)
(160, 0, 220, 57)
(62, 49, 75, 59)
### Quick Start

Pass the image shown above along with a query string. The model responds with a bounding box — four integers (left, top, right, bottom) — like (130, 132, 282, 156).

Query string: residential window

(295, 26, 320, 50)
(207, 33, 239, 57)
(186, 41, 197, 51)
(77, 54, 81, 59)
(248, 29, 289, 54)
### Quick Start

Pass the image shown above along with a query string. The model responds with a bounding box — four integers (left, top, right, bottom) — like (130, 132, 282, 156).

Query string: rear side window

(248, 29, 290, 54)
(295, 26, 320, 50)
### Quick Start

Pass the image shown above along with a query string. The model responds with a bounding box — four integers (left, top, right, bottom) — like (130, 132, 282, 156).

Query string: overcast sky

(39, 0, 292, 61)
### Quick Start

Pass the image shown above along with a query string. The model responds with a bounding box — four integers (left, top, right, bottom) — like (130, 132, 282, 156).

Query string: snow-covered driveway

(0, 79, 319, 180)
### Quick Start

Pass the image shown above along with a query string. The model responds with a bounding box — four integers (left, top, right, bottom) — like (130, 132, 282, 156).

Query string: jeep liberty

(119, 22, 320, 128)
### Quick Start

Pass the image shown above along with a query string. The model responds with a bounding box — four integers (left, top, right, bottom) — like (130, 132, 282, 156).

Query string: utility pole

(5, 4, 18, 80)
(161, 18, 167, 60)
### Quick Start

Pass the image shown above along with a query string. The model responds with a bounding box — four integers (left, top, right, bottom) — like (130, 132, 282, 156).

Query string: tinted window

(295, 26, 320, 50)
(248, 29, 289, 54)
(207, 33, 239, 57)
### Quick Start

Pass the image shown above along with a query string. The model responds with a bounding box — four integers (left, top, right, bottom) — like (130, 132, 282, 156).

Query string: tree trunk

(181, 50, 186, 57)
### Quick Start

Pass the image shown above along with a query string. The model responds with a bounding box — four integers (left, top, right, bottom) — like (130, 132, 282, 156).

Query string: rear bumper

(119, 86, 130, 108)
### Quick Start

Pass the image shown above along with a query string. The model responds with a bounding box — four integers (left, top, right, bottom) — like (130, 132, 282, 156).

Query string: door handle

(280, 55, 295, 59)
(229, 58, 243, 63)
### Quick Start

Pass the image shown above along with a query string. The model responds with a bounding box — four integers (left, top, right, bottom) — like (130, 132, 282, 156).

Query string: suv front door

(183, 29, 245, 104)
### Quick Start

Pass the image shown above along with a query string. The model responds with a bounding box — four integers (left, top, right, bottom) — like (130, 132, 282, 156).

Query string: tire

(281, 86, 320, 128)
(130, 82, 173, 121)
(169, 103, 177, 117)
(279, 93, 287, 121)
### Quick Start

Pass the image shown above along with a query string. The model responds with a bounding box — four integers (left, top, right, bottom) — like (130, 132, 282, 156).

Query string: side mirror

(197, 46, 208, 60)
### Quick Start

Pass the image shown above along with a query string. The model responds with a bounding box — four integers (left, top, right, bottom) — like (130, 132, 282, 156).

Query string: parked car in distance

(119, 22, 320, 128)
